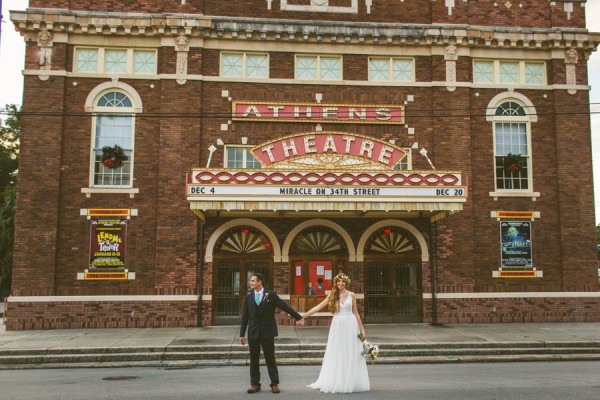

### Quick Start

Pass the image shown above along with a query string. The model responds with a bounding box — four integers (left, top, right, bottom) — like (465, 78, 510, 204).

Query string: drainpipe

(196, 218, 205, 327)
(428, 217, 440, 326)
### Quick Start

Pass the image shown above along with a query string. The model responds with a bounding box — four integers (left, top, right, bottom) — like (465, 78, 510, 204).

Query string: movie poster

(89, 218, 127, 270)
(500, 221, 532, 268)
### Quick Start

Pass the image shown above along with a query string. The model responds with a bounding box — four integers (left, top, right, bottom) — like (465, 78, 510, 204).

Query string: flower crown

(334, 272, 351, 285)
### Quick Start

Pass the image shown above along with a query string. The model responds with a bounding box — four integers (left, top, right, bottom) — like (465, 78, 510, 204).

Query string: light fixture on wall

(419, 147, 436, 170)
(206, 144, 217, 168)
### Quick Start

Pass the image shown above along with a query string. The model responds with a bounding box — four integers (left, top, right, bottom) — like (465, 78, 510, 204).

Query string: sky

(1, 0, 600, 219)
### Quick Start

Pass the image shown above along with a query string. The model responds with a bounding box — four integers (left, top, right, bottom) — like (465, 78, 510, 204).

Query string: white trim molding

(81, 187, 139, 198)
(84, 80, 144, 113)
(7, 295, 198, 302)
(489, 191, 541, 201)
(485, 91, 538, 123)
(279, 293, 364, 301)
(422, 292, 600, 299)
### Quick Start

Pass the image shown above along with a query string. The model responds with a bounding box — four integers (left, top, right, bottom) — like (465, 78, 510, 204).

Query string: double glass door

(213, 259, 270, 325)
(366, 261, 421, 323)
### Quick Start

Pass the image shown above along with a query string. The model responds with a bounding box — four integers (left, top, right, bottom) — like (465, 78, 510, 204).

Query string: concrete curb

(2, 354, 600, 370)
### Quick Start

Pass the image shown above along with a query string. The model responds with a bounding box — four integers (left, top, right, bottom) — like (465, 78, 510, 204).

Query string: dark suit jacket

(240, 289, 302, 339)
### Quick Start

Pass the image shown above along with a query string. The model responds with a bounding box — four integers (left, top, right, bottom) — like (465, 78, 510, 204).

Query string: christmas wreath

(503, 153, 524, 175)
(101, 145, 128, 169)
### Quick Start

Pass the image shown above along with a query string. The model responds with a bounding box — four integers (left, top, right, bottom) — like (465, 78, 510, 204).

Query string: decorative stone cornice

(11, 9, 600, 54)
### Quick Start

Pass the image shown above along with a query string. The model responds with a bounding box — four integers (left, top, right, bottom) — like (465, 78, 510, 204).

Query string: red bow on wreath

(503, 153, 523, 175)
(102, 145, 128, 169)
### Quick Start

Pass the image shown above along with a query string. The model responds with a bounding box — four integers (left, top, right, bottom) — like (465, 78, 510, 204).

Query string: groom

(240, 273, 304, 394)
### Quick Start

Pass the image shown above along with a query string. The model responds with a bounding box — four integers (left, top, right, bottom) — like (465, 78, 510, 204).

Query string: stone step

(2, 346, 600, 365)
(1, 341, 599, 357)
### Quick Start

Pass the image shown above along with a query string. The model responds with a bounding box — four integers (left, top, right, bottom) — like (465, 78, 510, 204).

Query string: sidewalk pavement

(1, 322, 600, 351)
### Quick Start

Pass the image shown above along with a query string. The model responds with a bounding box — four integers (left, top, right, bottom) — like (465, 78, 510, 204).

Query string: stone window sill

(82, 187, 139, 198)
(489, 191, 540, 201)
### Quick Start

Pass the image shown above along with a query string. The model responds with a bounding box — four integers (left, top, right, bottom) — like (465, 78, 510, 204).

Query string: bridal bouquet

(357, 333, 380, 360)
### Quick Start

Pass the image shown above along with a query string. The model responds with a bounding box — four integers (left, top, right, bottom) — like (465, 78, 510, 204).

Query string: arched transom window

(290, 227, 348, 255)
(493, 101, 532, 191)
(91, 91, 135, 187)
(214, 227, 273, 255)
(365, 227, 420, 255)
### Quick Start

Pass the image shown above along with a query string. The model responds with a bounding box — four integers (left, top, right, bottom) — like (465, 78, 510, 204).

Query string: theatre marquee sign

(187, 170, 467, 207)
(252, 132, 406, 168)
(233, 101, 405, 125)
(187, 132, 467, 214)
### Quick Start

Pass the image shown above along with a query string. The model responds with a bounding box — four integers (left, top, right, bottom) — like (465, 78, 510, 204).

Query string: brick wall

(423, 296, 600, 324)
(28, 0, 586, 28)
(9, 0, 598, 330)
(5, 299, 198, 330)
(11, 75, 66, 297)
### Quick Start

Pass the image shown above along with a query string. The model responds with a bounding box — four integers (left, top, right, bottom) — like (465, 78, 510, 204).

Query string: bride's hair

(327, 272, 351, 314)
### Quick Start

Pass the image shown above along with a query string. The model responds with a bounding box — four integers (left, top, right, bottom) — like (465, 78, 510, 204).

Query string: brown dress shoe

(247, 385, 261, 394)
(271, 385, 280, 394)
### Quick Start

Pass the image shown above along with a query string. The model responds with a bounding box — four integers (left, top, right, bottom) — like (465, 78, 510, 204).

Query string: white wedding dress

(307, 293, 370, 393)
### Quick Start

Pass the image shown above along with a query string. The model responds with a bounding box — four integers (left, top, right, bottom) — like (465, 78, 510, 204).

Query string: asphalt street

(1, 362, 599, 400)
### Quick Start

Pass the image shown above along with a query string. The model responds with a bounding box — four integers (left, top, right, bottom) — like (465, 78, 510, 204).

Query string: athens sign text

(233, 101, 405, 125)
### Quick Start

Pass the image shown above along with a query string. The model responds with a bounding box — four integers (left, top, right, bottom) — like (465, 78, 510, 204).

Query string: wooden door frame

(212, 255, 274, 325)
(364, 253, 422, 323)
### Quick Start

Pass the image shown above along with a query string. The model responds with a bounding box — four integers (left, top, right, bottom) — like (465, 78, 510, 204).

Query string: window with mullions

(225, 146, 262, 169)
(473, 60, 546, 85)
(75, 48, 157, 74)
(221, 53, 268, 78)
(91, 91, 134, 187)
(393, 150, 411, 170)
(295, 55, 342, 80)
(494, 102, 531, 190)
(369, 58, 414, 82)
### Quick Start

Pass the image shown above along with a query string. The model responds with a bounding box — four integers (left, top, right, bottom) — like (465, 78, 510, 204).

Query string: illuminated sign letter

(342, 136, 356, 153)
(267, 105, 285, 117)
(359, 140, 374, 158)
(322, 135, 337, 152)
(378, 145, 393, 164)
(304, 135, 317, 153)
(281, 139, 298, 157)
(243, 105, 262, 118)
(261, 144, 275, 162)
(294, 106, 312, 118)
(375, 108, 392, 121)
(349, 108, 366, 120)
(322, 107, 338, 119)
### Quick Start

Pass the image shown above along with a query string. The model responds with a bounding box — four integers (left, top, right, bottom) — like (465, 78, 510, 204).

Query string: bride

(300, 272, 370, 393)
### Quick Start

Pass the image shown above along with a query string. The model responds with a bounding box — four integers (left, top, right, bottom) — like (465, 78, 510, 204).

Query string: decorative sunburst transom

(273, 154, 388, 171)
(365, 227, 420, 254)
(215, 227, 272, 255)
(291, 227, 347, 255)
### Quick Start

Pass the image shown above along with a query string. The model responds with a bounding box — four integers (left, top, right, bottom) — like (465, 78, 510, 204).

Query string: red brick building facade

(7, 0, 600, 329)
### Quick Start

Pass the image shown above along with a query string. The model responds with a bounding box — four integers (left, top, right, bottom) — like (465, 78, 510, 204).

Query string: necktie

(255, 292, 261, 305)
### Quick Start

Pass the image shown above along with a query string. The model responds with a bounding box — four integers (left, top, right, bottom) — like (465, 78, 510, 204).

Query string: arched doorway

(288, 226, 349, 312)
(364, 226, 422, 323)
(212, 226, 274, 325)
